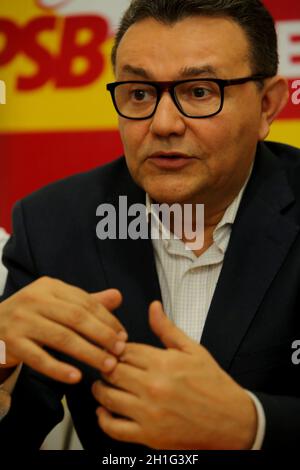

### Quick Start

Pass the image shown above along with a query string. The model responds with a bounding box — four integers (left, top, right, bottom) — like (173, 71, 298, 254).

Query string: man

(0, 0, 299, 450)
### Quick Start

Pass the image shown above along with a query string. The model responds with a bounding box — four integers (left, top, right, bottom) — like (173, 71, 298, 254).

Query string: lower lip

(148, 157, 194, 170)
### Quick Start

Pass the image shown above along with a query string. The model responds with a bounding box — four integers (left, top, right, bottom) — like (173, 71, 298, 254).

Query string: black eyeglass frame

(106, 74, 272, 120)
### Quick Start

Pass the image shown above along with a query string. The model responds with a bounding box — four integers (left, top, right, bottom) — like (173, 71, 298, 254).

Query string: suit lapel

(95, 163, 163, 347)
(201, 143, 300, 371)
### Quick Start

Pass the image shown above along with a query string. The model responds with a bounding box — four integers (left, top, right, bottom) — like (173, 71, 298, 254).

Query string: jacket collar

(201, 142, 299, 370)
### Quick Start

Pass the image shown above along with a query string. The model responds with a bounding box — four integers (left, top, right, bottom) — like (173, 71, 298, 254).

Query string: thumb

(149, 301, 197, 353)
(90, 289, 122, 311)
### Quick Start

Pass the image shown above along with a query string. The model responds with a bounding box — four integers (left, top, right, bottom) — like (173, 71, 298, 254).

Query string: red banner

(0, 0, 299, 231)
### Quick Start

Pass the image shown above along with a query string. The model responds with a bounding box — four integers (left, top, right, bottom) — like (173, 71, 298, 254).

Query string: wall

(0, 0, 299, 231)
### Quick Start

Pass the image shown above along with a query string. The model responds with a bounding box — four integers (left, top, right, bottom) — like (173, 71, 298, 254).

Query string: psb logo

(37, 0, 130, 33)
(0, 80, 6, 104)
(0, 340, 6, 364)
(0, 0, 130, 92)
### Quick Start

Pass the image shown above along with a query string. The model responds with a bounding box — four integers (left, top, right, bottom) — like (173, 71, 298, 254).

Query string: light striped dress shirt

(146, 176, 248, 342)
(146, 167, 265, 449)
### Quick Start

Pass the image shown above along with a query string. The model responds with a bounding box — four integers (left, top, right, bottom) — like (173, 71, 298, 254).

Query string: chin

(147, 188, 191, 205)
(139, 174, 201, 204)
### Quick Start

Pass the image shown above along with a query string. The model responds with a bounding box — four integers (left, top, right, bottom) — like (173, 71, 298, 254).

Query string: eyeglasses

(106, 74, 271, 120)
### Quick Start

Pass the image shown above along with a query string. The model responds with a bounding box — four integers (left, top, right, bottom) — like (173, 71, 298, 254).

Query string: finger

(38, 299, 127, 355)
(40, 281, 127, 338)
(92, 303, 128, 340)
(102, 362, 146, 395)
(44, 278, 96, 309)
(92, 380, 141, 421)
(11, 338, 82, 383)
(23, 316, 119, 373)
(149, 301, 197, 353)
(120, 343, 164, 369)
(39, 279, 127, 337)
(91, 289, 126, 338)
(90, 289, 122, 312)
(96, 407, 141, 444)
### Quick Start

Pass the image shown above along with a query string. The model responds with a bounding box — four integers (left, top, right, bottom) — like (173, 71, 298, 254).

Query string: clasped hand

(92, 301, 257, 450)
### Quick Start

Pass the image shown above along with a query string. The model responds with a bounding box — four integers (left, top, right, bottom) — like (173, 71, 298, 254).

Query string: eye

(128, 86, 156, 103)
(177, 82, 216, 101)
(191, 87, 210, 98)
(131, 89, 148, 101)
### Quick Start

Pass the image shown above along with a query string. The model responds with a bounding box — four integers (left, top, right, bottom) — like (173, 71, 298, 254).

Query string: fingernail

(103, 357, 117, 371)
(118, 331, 128, 341)
(114, 341, 126, 355)
(68, 370, 81, 381)
(92, 380, 100, 392)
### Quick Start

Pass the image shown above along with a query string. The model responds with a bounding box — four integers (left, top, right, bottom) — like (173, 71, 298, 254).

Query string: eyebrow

(179, 66, 218, 78)
(121, 64, 218, 79)
(121, 65, 152, 79)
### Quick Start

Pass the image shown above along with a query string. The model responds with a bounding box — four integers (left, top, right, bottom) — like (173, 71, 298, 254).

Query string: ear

(258, 76, 289, 141)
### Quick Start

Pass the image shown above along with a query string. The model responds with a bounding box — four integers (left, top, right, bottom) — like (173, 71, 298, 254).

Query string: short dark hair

(111, 0, 278, 77)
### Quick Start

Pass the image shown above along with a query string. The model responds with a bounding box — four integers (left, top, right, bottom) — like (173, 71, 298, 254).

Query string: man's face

(115, 16, 267, 206)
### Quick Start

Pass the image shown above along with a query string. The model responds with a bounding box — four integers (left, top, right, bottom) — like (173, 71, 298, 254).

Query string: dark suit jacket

(1, 141, 300, 450)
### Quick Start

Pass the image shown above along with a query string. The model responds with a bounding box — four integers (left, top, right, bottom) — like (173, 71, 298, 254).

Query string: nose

(149, 91, 186, 137)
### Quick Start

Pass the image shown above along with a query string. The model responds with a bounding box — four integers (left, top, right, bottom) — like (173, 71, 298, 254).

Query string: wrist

(238, 392, 258, 449)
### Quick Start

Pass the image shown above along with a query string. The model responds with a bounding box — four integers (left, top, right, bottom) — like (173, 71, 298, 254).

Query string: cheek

(189, 113, 256, 180)
(190, 117, 234, 161)
(119, 120, 147, 156)
(200, 107, 258, 153)
(118, 121, 150, 184)
(223, 93, 262, 143)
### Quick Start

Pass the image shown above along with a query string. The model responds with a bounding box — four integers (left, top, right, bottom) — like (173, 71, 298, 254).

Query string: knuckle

(29, 351, 42, 367)
(119, 350, 130, 363)
(5, 334, 18, 349)
(82, 297, 98, 314)
(70, 308, 86, 326)
(88, 346, 107, 366)
(106, 368, 119, 385)
(39, 276, 54, 286)
(44, 362, 62, 378)
(156, 354, 170, 373)
(146, 378, 171, 400)
(96, 303, 110, 318)
(55, 330, 73, 349)
(17, 290, 37, 305)
(101, 391, 113, 410)
(10, 307, 26, 324)
(100, 328, 115, 346)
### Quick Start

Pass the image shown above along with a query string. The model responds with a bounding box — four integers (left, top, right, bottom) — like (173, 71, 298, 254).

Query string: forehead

(115, 16, 252, 79)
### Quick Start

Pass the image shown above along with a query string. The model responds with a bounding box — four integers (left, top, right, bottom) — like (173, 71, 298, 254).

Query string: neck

(151, 161, 253, 256)
(180, 204, 230, 257)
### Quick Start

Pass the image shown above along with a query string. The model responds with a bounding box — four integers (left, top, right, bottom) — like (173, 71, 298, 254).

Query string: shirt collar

(146, 162, 254, 253)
